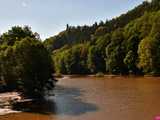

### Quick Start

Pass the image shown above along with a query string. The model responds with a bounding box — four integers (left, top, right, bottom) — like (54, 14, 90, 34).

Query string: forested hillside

(44, 0, 160, 75)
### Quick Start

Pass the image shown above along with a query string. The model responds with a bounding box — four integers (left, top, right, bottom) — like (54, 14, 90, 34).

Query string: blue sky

(0, 0, 147, 40)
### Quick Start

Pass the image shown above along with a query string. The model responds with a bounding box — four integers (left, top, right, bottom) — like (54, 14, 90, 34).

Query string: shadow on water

(12, 85, 98, 116)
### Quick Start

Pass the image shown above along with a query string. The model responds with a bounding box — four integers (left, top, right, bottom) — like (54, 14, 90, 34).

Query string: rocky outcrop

(0, 92, 21, 109)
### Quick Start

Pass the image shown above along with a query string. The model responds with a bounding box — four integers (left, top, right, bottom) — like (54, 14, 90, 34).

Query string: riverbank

(1, 76, 160, 120)
(0, 92, 21, 115)
(55, 74, 160, 79)
(55, 74, 143, 79)
(0, 92, 21, 107)
(55, 74, 119, 78)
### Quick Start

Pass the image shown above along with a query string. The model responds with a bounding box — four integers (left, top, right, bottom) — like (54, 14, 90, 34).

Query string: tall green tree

(13, 37, 54, 97)
(0, 26, 38, 46)
(124, 34, 140, 73)
(106, 29, 127, 74)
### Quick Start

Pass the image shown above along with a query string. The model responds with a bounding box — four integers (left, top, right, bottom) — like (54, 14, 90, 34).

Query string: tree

(106, 29, 127, 74)
(138, 37, 157, 74)
(53, 44, 89, 74)
(0, 26, 38, 46)
(44, 0, 160, 75)
(124, 50, 138, 74)
(0, 46, 18, 90)
(53, 53, 67, 74)
(87, 45, 106, 73)
(124, 34, 140, 73)
(12, 37, 54, 98)
(106, 45, 126, 74)
(138, 15, 160, 74)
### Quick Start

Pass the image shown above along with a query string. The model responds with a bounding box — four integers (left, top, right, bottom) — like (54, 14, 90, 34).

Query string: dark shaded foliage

(0, 26, 55, 98)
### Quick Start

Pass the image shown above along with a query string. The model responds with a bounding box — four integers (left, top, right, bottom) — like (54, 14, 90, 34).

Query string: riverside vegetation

(1, 0, 160, 99)
(0, 26, 55, 99)
(44, 0, 160, 76)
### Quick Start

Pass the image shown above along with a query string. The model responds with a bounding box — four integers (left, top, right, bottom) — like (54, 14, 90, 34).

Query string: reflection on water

(12, 99, 57, 115)
(1, 76, 160, 120)
(51, 85, 98, 116)
(12, 85, 98, 116)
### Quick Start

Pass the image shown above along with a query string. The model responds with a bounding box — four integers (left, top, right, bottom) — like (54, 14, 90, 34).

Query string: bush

(95, 72, 104, 77)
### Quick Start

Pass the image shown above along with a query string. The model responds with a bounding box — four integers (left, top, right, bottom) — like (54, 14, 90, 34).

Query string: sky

(0, 0, 148, 40)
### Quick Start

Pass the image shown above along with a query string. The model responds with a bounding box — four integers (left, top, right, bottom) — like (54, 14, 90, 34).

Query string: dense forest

(44, 0, 160, 75)
(0, 26, 55, 98)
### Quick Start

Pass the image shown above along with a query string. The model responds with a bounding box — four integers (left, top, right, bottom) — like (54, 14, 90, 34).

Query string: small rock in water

(0, 92, 22, 115)
(0, 108, 20, 115)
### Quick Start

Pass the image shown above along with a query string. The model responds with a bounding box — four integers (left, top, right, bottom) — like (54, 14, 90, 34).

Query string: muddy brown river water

(0, 76, 160, 120)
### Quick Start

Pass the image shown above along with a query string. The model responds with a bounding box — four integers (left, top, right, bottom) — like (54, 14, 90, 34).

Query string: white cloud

(22, 1, 27, 7)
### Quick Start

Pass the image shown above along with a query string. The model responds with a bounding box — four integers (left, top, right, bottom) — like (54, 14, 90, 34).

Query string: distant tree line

(44, 0, 160, 75)
(44, 0, 160, 52)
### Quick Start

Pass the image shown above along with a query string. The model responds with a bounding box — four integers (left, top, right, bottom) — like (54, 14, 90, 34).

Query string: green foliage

(44, 0, 160, 52)
(0, 26, 38, 46)
(105, 28, 127, 74)
(0, 46, 17, 90)
(0, 26, 55, 98)
(138, 33, 160, 74)
(53, 44, 89, 74)
(124, 50, 138, 74)
(13, 37, 54, 97)
(123, 33, 140, 73)
(4, 0, 160, 99)
(138, 37, 154, 73)
(44, 25, 95, 52)
(95, 72, 104, 77)
(51, 5, 160, 75)
(42, 0, 160, 76)
(87, 45, 106, 73)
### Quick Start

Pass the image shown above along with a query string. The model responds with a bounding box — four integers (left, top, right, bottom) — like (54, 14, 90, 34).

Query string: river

(0, 76, 160, 120)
